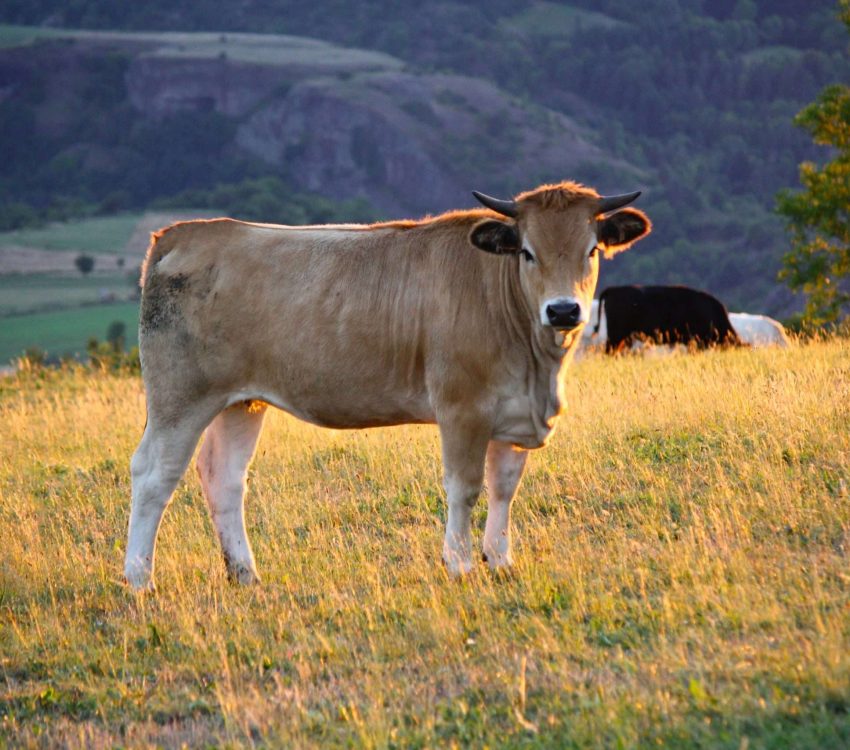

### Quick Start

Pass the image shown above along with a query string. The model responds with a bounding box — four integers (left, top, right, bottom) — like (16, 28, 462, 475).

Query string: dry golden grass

(1, 340, 849, 748)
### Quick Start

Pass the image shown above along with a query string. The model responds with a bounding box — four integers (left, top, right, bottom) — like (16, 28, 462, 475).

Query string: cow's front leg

(482, 440, 528, 570)
(438, 413, 490, 577)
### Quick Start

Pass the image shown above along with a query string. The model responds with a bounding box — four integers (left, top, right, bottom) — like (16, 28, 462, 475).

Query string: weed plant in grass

(1, 341, 849, 748)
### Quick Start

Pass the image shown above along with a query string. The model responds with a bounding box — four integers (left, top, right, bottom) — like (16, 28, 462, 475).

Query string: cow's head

(469, 182, 651, 332)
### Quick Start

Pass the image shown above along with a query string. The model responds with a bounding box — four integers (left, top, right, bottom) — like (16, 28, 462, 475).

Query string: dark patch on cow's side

(189, 264, 218, 301)
(168, 274, 188, 292)
(469, 219, 520, 255)
(140, 271, 190, 332)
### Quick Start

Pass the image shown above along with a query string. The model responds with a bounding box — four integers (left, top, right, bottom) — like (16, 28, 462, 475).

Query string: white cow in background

(728, 313, 791, 347)
(579, 299, 606, 351)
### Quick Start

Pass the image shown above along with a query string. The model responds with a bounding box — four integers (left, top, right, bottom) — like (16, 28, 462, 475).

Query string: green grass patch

(0, 24, 66, 49)
(0, 301, 139, 363)
(506, 3, 625, 37)
(742, 45, 806, 67)
(0, 25, 403, 70)
(0, 213, 141, 254)
(0, 273, 135, 315)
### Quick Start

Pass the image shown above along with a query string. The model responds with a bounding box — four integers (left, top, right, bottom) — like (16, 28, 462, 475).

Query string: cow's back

(729, 312, 790, 347)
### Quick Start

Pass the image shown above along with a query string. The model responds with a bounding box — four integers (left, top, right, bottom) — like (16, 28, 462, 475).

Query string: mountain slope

(1, 1, 848, 315)
(0, 26, 639, 218)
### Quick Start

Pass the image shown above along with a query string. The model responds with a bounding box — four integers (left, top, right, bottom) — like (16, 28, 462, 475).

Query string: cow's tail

(139, 222, 185, 289)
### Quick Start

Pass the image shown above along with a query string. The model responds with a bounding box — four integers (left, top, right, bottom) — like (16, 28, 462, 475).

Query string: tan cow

(125, 182, 651, 590)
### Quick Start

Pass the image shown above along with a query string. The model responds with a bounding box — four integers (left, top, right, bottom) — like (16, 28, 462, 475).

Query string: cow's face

(470, 185, 651, 333)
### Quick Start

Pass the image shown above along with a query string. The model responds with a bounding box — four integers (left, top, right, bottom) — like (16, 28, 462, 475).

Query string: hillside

(0, 26, 636, 217)
(1, 2, 849, 316)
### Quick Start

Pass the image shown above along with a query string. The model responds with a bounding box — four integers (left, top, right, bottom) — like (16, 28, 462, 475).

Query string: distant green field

(0, 213, 141, 254)
(0, 24, 64, 48)
(0, 302, 139, 364)
(0, 273, 135, 315)
(742, 45, 806, 66)
(506, 3, 625, 36)
(0, 25, 403, 70)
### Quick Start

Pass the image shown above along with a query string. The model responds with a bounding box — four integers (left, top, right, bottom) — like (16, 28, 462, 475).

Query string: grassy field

(0, 274, 134, 316)
(1, 341, 849, 748)
(506, 3, 625, 36)
(0, 214, 141, 255)
(0, 302, 139, 364)
(0, 25, 402, 70)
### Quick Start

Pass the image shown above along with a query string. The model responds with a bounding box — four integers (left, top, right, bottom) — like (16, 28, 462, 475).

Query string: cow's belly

(227, 377, 435, 431)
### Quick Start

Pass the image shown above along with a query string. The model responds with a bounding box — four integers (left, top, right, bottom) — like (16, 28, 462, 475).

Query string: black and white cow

(595, 285, 740, 353)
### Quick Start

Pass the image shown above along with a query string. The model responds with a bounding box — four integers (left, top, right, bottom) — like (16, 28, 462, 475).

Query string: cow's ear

(469, 219, 520, 255)
(598, 208, 651, 257)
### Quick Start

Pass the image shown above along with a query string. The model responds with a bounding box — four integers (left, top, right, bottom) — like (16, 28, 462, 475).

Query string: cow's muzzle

(545, 300, 583, 330)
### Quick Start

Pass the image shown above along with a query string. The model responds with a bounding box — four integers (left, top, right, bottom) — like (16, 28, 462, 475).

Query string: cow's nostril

(546, 301, 582, 329)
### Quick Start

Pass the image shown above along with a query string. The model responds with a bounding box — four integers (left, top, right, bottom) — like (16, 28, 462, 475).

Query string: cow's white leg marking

(125, 412, 213, 591)
(482, 440, 528, 570)
(439, 416, 489, 577)
(196, 402, 266, 585)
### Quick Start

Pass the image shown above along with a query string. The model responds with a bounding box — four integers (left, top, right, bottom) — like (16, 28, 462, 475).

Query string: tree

(106, 321, 126, 352)
(74, 253, 96, 275)
(777, 2, 850, 324)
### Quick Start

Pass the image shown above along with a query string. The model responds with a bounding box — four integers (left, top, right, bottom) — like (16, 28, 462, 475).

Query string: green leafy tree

(106, 321, 126, 352)
(777, 2, 850, 324)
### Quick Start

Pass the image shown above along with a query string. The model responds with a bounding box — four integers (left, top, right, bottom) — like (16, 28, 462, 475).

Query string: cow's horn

(472, 191, 518, 218)
(597, 191, 642, 214)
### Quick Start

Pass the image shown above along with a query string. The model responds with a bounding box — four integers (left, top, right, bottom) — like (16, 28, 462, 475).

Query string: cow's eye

(520, 248, 535, 263)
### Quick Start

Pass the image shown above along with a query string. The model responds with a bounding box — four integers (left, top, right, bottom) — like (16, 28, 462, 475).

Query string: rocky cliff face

(119, 31, 638, 215)
(232, 71, 638, 214)
(1, 29, 639, 216)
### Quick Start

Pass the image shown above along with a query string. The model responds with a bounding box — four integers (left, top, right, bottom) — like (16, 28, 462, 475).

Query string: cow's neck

(496, 259, 578, 446)
(529, 317, 579, 442)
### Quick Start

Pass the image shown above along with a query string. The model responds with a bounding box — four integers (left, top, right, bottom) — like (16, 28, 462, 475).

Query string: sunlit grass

(1, 340, 849, 747)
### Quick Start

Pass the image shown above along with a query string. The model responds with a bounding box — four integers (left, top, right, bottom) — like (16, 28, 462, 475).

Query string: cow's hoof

(482, 551, 515, 577)
(442, 553, 475, 578)
(226, 562, 261, 586)
(124, 562, 155, 593)
(482, 552, 514, 571)
(125, 574, 156, 594)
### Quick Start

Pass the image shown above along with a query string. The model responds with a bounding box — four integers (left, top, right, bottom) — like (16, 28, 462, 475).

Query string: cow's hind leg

(482, 441, 528, 570)
(125, 406, 218, 591)
(196, 401, 267, 585)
